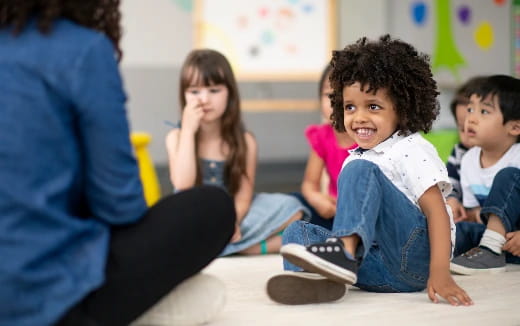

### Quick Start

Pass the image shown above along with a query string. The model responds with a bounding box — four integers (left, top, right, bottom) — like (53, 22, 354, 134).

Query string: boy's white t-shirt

(341, 132, 456, 250)
(461, 143, 520, 208)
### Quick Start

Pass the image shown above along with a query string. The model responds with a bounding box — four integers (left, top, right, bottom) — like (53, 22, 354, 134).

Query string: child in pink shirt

(297, 65, 357, 229)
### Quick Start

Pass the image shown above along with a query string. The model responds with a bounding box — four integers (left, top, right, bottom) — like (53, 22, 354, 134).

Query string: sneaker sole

(450, 262, 507, 275)
(266, 272, 347, 305)
(281, 244, 357, 284)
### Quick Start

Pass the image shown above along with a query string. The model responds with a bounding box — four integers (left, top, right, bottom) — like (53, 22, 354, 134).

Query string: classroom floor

(203, 255, 520, 326)
(155, 162, 519, 325)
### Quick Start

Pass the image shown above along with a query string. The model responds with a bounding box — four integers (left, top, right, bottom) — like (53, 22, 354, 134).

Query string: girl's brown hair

(179, 49, 248, 196)
(0, 0, 123, 60)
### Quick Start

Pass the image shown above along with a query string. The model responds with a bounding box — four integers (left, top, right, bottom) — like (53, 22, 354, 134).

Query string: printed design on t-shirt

(469, 184, 490, 207)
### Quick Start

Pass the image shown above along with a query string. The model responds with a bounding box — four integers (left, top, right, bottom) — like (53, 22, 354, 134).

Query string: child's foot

(266, 272, 347, 305)
(450, 246, 506, 275)
(280, 237, 358, 284)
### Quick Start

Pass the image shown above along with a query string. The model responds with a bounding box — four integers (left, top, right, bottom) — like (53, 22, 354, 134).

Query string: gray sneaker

(450, 246, 506, 275)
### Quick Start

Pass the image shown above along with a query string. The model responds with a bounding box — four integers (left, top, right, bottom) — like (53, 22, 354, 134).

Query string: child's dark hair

(318, 64, 333, 97)
(329, 35, 439, 135)
(179, 49, 247, 196)
(0, 0, 123, 60)
(449, 76, 486, 118)
(471, 75, 520, 125)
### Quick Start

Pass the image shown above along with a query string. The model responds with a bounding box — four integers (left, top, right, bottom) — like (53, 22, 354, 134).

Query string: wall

(121, 0, 460, 166)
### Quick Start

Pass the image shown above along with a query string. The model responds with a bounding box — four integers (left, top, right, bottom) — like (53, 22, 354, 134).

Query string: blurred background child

(296, 65, 357, 230)
(450, 75, 520, 275)
(166, 49, 309, 256)
(446, 76, 485, 222)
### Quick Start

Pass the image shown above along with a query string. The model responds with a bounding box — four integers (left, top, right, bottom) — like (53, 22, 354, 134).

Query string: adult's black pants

(56, 186, 235, 326)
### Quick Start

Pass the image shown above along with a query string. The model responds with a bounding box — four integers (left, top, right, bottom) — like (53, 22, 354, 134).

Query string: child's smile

(342, 83, 399, 149)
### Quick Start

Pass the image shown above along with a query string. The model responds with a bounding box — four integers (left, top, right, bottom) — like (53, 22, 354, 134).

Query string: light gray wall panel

(122, 67, 321, 165)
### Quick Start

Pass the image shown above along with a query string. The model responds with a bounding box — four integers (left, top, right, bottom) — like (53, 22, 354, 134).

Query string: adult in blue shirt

(0, 1, 235, 325)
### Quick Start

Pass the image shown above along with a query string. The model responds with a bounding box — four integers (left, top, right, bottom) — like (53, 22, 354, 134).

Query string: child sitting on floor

(267, 35, 472, 306)
(166, 49, 309, 256)
(450, 75, 520, 275)
(296, 64, 357, 230)
(446, 76, 485, 222)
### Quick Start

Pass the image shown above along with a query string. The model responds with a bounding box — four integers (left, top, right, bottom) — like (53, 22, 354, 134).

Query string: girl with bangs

(166, 49, 309, 256)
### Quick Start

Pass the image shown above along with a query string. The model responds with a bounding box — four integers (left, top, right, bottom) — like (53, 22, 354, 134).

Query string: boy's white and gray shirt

(341, 131, 456, 251)
(460, 143, 520, 208)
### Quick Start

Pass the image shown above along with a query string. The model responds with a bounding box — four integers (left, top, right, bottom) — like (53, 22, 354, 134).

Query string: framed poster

(194, 0, 337, 80)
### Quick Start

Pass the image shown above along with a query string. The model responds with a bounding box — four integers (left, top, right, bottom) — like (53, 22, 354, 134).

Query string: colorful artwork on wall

(195, 0, 337, 80)
(390, 0, 511, 86)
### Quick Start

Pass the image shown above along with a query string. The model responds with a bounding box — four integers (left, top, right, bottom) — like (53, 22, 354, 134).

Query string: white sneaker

(131, 273, 226, 326)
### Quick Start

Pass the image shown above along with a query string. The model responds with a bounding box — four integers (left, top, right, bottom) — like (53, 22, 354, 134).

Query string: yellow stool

(131, 132, 161, 206)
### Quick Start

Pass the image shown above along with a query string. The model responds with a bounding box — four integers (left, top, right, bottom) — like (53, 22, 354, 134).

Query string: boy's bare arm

(419, 186, 473, 306)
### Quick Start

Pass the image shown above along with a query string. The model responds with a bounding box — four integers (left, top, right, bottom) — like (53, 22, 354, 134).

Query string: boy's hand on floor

(427, 269, 473, 306)
(504, 231, 520, 256)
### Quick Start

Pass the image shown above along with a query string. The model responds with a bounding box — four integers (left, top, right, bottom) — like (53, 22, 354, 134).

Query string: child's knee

(344, 159, 378, 172)
(494, 167, 520, 184)
(281, 220, 306, 245)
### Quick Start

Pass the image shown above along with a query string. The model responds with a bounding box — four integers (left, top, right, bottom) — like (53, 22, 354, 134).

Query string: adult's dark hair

(0, 0, 123, 60)
(329, 34, 439, 135)
(471, 75, 520, 125)
(449, 76, 486, 118)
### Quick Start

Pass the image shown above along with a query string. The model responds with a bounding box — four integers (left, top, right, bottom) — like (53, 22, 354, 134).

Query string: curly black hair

(0, 0, 122, 60)
(329, 35, 440, 135)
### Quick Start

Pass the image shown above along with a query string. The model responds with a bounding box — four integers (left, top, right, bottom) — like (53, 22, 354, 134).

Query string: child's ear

(507, 120, 520, 137)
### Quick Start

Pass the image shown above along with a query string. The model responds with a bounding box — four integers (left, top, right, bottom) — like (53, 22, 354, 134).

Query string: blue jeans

(283, 160, 431, 293)
(455, 167, 520, 264)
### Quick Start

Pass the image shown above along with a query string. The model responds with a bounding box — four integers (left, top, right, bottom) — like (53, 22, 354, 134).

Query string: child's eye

(209, 88, 222, 93)
(481, 109, 490, 115)
(467, 107, 474, 113)
(368, 104, 381, 111)
(344, 104, 355, 112)
(188, 89, 199, 95)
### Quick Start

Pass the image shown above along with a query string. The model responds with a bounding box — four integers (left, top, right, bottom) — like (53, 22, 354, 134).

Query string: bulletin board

(388, 0, 511, 87)
(194, 0, 337, 81)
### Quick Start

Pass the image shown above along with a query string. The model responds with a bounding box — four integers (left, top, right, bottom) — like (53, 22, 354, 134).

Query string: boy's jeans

(283, 160, 431, 293)
(455, 167, 520, 264)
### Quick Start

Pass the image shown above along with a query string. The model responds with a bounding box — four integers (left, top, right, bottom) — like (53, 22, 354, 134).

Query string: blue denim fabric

(283, 160, 431, 292)
(0, 20, 146, 326)
(480, 167, 520, 232)
(455, 167, 520, 264)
